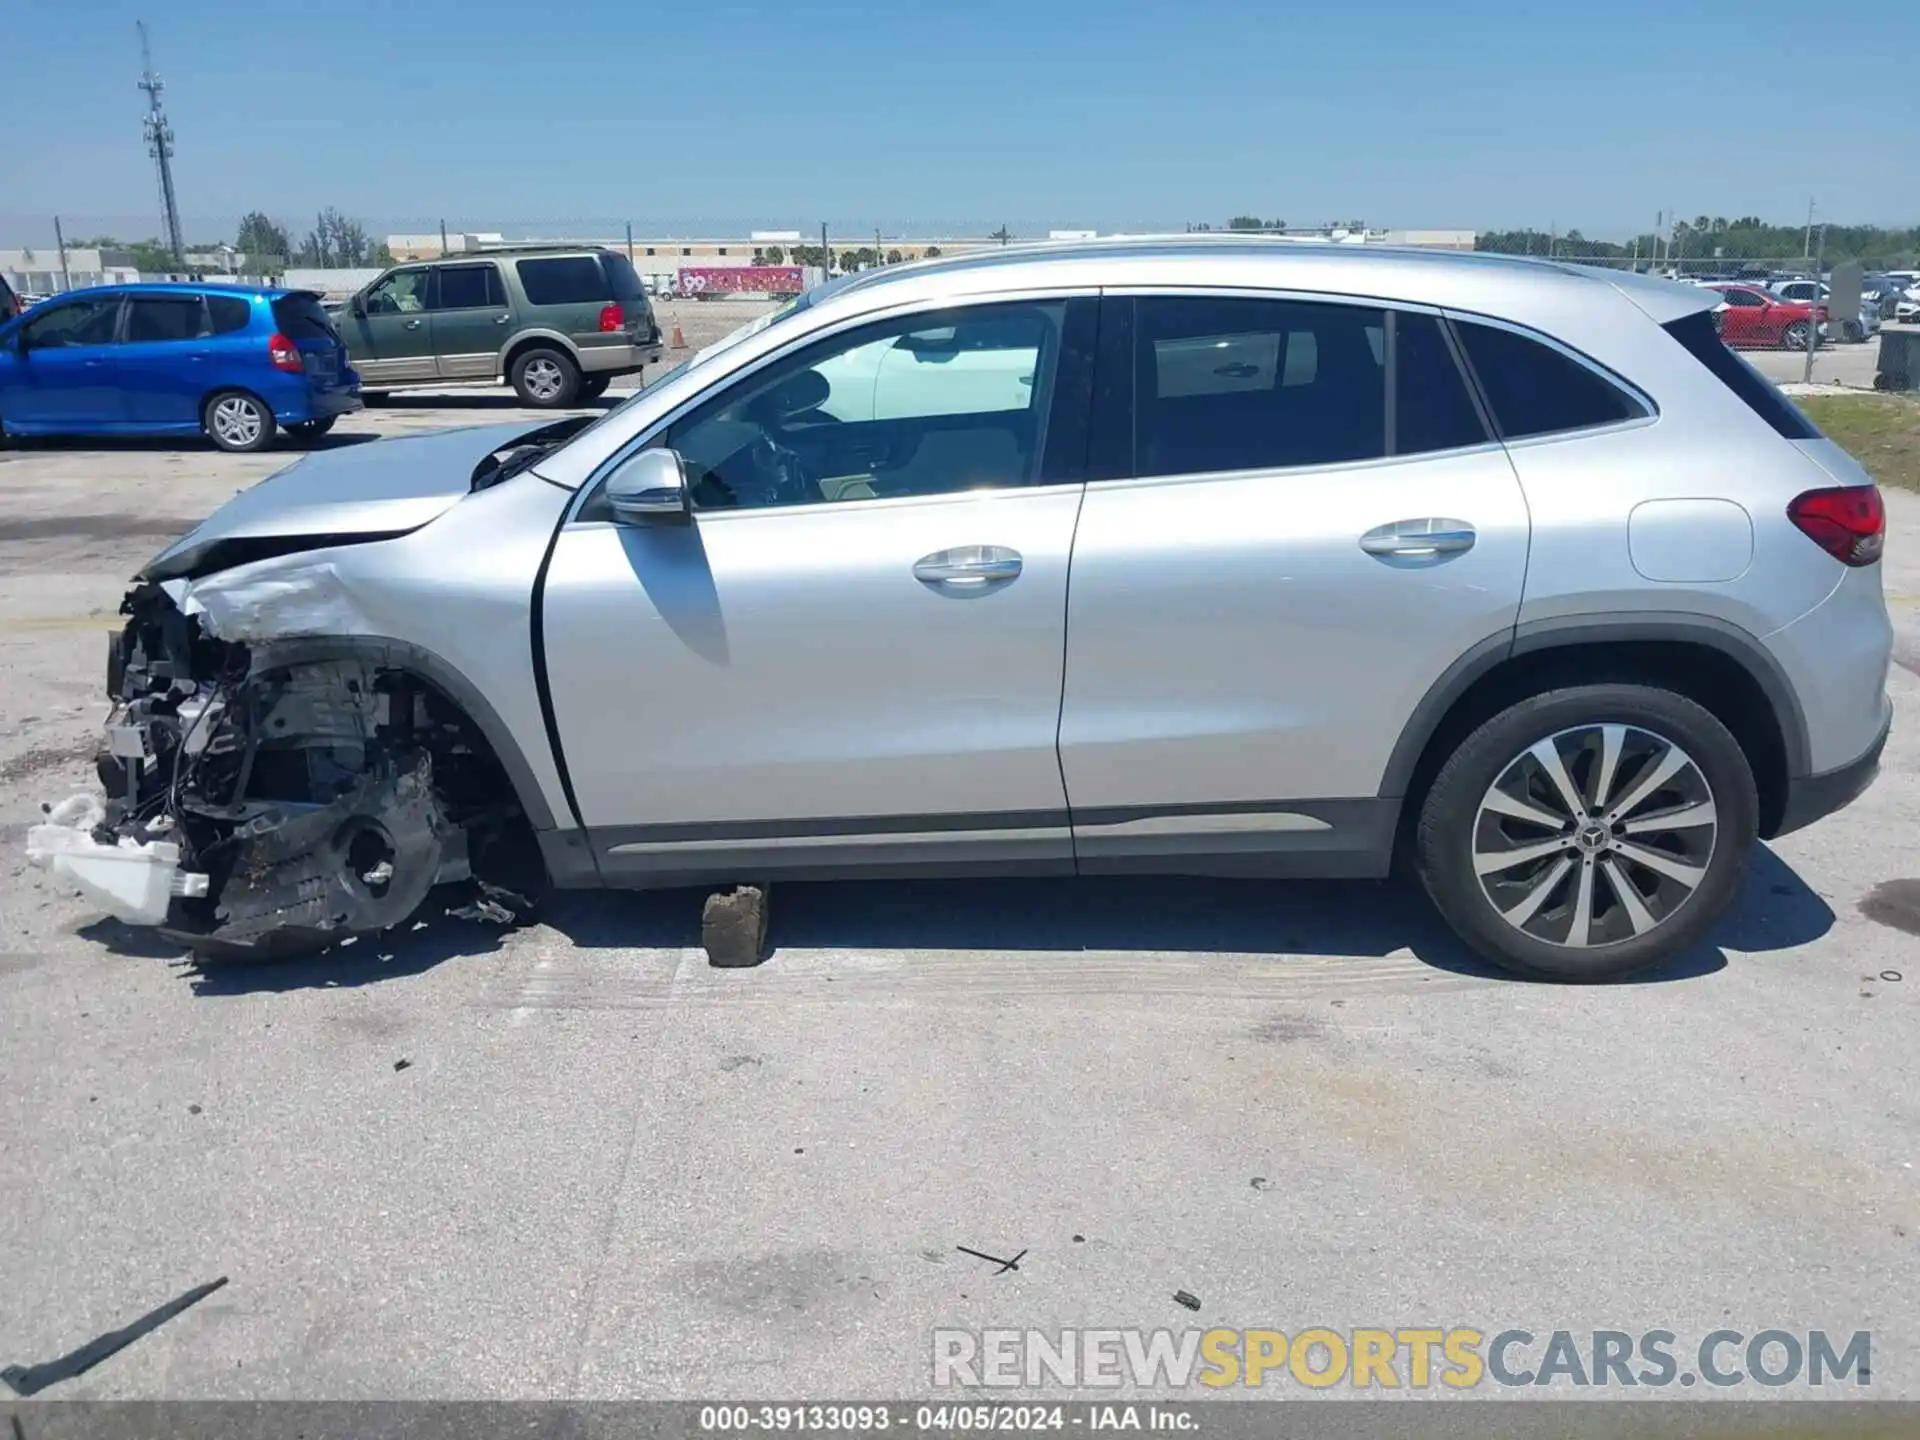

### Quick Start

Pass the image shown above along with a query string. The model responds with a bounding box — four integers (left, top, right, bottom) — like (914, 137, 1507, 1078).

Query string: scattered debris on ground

(1174, 1290, 1201, 1312)
(957, 1246, 1026, 1274)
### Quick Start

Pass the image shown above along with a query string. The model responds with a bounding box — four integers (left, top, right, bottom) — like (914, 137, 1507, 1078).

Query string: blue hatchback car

(0, 283, 361, 452)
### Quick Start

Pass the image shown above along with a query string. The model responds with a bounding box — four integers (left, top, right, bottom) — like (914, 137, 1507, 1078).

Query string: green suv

(340, 246, 664, 408)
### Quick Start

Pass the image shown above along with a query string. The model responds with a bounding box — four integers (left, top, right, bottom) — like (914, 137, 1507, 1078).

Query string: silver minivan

(51, 239, 1894, 981)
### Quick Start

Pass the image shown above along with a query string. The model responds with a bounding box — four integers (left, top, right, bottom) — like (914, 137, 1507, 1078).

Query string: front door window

(364, 269, 431, 315)
(664, 301, 1069, 510)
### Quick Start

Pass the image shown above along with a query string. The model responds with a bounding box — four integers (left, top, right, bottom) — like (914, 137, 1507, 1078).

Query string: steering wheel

(747, 432, 820, 506)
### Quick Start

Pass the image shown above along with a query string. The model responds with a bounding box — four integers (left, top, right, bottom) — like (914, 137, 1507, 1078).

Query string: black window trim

(1441, 307, 1659, 445)
(567, 288, 1104, 525)
(1086, 286, 1503, 487)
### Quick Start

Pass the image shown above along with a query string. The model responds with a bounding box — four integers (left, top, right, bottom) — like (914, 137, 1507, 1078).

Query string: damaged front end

(37, 582, 540, 959)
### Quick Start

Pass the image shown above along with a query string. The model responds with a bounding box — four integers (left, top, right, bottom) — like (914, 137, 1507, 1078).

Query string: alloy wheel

(1471, 723, 1718, 950)
(523, 358, 565, 402)
(210, 396, 264, 448)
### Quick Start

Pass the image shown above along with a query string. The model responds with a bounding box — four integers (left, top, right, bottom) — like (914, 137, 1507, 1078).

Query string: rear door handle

(913, 545, 1023, 587)
(1359, 519, 1477, 559)
(495, 314, 511, 325)
(404, 319, 423, 330)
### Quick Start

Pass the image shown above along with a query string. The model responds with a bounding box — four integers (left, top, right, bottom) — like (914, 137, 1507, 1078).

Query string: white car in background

(1885, 273, 1920, 323)
(1771, 280, 1878, 343)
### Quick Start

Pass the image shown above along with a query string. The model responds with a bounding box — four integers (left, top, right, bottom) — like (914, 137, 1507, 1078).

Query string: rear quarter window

(1453, 319, 1647, 440)
(1662, 310, 1819, 440)
(601, 252, 645, 301)
(207, 295, 254, 334)
(516, 256, 612, 306)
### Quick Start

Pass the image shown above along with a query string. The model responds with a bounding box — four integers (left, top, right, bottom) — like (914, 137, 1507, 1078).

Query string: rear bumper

(272, 388, 363, 424)
(577, 340, 665, 375)
(1773, 710, 1890, 838)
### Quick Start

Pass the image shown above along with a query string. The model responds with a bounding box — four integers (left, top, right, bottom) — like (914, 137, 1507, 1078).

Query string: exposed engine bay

(52, 582, 543, 959)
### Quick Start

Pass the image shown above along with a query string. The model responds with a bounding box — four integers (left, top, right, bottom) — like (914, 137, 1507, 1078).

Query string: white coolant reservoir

(26, 810, 208, 925)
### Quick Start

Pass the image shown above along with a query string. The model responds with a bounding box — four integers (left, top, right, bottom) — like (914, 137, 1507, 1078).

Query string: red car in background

(1705, 283, 1826, 350)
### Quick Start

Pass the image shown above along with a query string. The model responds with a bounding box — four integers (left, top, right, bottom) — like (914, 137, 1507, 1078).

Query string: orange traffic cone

(670, 325, 687, 349)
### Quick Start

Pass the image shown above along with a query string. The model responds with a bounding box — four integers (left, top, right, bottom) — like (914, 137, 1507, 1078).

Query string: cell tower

(137, 21, 185, 267)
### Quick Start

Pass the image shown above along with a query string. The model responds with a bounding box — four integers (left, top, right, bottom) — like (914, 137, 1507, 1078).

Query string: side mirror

(606, 447, 690, 525)
(350, 294, 367, 318)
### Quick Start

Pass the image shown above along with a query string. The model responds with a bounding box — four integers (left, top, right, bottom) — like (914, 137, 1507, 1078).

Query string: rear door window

(1131, 295, 1387, 476)
(432, 263, 506, 310)
(126, 295, 210, 343)
(1451, 319, 1646, 440)
(271, 294, 340, 341)
(1394, 312, 1489, 455)
(516, 256, 611, 306)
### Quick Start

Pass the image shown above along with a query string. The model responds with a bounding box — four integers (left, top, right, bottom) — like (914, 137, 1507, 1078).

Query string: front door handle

(404, 319, 423, 330)
(1359, 519, 1477, 559)
(913, 545, 1023, 587)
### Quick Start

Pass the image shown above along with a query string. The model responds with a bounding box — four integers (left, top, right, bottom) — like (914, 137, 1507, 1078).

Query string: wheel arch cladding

(246, 634, 559, 833)
(1383, 616, 1807, 843)
(504, 333, 579, 374)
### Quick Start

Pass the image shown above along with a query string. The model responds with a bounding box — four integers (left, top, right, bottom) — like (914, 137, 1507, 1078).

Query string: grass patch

(1798, 393, 1920, 491)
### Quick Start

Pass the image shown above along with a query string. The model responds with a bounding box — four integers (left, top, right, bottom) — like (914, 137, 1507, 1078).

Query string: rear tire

(1415, 685, 1757, 982)
(203, 391, 275, 453)
(510, 347, 580, 408)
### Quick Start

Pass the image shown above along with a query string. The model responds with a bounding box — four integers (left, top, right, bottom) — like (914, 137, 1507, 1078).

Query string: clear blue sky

(2, 0, 1913, 246)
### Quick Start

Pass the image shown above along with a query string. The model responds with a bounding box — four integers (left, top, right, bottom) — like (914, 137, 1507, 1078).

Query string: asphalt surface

(0, 337, 1917, 1401)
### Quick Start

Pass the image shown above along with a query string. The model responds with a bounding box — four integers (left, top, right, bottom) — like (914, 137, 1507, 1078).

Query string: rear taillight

(1788, 484, 1884, 567)
(598, 303, 624, 333)
(267, 333, 304, 373)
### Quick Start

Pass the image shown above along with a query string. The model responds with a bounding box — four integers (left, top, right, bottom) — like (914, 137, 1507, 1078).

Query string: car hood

(139, 422, 551, 583)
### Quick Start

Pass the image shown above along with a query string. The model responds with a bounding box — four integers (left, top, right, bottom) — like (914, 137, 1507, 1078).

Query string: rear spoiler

(1601, 270, 1721, 326)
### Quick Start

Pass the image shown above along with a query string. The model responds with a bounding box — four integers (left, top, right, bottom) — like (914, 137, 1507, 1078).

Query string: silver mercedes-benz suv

(43, 238, 1892, 981)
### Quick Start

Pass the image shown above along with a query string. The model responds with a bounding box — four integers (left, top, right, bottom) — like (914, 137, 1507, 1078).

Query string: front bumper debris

(28, 579, 536, 958)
